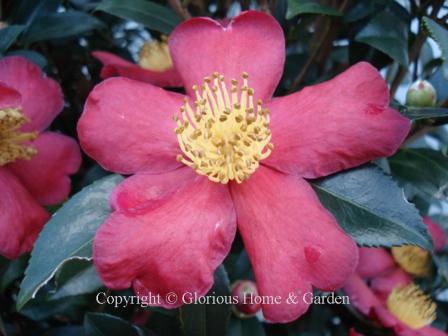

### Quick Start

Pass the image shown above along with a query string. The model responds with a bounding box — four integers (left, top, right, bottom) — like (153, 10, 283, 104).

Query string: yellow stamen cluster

(391, 246, 431, 277)
(174, 72, 273, 184)
(0, 107, 37, 166)
(138, 37, 173, 72)
(387, 283, 436, 329)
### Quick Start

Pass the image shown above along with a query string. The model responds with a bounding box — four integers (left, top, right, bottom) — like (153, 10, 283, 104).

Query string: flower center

(0, 107, 38, 166)
(387, 283, 436, 329)
(174, 72, 273, 184)
(138, 37, 173, 72)
(391, 246, 430, 276)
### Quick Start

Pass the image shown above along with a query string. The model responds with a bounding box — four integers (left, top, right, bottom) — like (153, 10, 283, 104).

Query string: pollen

(138, 36, 173, 72)
(174, 72, 273, 184)
(387, 283, 436, 329)
(391, 246, 431, 277)
(0, 107, 38, 166)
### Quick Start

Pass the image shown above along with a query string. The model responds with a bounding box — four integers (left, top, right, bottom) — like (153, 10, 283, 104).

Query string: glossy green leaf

(389, 148, 448, 199)
(286, 0, 341, 19)
(21, 11, 105, 43)
(0, 255, 28, 291)
(16, 174, 123, 311)
(0, 25, 25, 53)
(51, 260, 103, 300)
(180, 266, 231, 336)
(311, 165, 431, 249)
(355, 11, 408, 66)
(84, 313, 146, 336)
(96, 0, 181, 34)
(422, 17, 448, 78)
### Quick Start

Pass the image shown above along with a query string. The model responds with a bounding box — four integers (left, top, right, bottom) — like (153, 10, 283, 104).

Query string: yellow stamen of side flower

(138, 37, 173, 72)
(174, 72, 273, 184)
(387, 283, 436, 329)
(391, 246, 431, 277)
(0, 107, 38, 166)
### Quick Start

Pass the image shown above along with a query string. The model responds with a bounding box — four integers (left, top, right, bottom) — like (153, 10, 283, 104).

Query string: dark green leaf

(16, 175, 123, 311)
(227, 317, 266, 336)
(21, 11, 105, 43)
(11, 0, 62, 26)
(422, 17, 448, 78)
(51, 260, 103, 300)
(0, 255, 28, 291)
(286, 0, 341, 19)
(389, 148, 448, 199)
(311, 165, 431, 249)
(355, 11, 408, 66)
(180, 266, 231, 336)
(0, 25, 25, 53)
(96, 0, 181, 34)
(84, 313, 146, 336)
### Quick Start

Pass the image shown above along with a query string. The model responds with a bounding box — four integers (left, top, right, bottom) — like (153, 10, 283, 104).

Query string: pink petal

(264, 62, 411, 178)
(424, 217, 447, 252)
(169, 10, 285, 100)
(93, 169, 236, 308)
(0, 56, 63, 132)
(0, 167, 49, 259)
(230, 166, 358, 322)
(357, 247, 396, 279)
(417, 327, 448, 336)
(343, 273, 382, 315)
(92, 51, 183, 87)
(8, 132, 81, 206)
(370, 268, 411, 300)
(78, 77, 184, 175)
(0, 82, 21, 108)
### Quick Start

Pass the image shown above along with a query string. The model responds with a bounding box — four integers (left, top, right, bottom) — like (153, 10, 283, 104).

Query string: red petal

(0, 82, 21, 108)
(264, 62, 411, 178)
(370, 268, 411, 300)
(0, 167, 49, 259)
(8, 132, 81, 206)
(78, 77, 183, 175)
(93, 170, 236, 308)
(424, 217, 447, 252)
(230, 166, 358, 322)
(169, 11, 285, 101)
(343, 274, 382, 315)
(0, 56, 63, 131)
(357, 247, 396, 279)
(92, 51, 183, 87)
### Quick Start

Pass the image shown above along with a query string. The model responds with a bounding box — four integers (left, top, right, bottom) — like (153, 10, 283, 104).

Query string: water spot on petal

(365, 103, 384, 115)
(304, 246, 321, 264)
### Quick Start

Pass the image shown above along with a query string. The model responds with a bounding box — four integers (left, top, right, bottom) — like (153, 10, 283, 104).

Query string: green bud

(406, 80, 437, 107)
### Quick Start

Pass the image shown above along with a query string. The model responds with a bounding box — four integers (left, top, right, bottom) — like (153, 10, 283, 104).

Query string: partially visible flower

(391, 217, 447, 277)
(344, 218, 448, 336)
(0, 56, 81, 259)
(344, 259, 444, 335)
(78, 11, 410, 323)
(406, 80, 437, 107)
(92, 37, 182, 87)
(231, 280, 261, 317)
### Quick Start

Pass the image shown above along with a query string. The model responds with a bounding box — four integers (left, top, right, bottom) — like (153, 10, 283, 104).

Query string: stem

(168, 0, 191, 20)
(259, 0, 271, 15)
(390, 0, 444, 96)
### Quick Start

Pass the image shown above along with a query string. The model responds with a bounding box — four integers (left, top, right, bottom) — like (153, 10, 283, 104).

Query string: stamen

(174, 72, 273, 184)
(0, 107, 38, 166)
(387, 283, 436, 329)
(391, 246, 431, 277)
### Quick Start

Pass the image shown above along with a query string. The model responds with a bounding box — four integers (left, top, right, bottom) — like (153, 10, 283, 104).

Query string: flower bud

(231, 280, 261, 317)
(405, 80, 437, 107)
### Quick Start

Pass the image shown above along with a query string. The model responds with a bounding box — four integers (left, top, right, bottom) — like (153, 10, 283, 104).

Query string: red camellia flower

(0, 56, 81, 259)
(93, 37, 182, 87)
(78, 11, 411, 322)
(344, 219, 447, 335)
